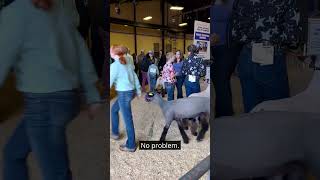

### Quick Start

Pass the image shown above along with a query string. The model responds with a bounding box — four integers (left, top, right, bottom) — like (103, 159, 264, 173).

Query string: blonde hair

(166, 52, 175, 62)
(110, 45, 127, 65)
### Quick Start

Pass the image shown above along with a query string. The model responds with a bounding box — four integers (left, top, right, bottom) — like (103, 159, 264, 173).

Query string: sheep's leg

(182, 119, 189, 130)
(177, 120, 189, 144)
(197, 113, 209, 142)
(191, 117, 198, 136)
(160, 122, 172, 142)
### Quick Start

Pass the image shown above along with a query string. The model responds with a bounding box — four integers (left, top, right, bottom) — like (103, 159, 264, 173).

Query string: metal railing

(179, 155, 210, 180)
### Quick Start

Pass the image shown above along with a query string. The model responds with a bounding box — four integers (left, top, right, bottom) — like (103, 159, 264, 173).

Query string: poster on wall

(194, 20, 210, 60)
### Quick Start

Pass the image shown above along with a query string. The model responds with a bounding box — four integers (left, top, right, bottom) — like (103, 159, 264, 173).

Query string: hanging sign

(194, 20, 211, 60)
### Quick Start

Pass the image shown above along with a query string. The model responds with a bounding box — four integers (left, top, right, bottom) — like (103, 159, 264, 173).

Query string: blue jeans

(184, 78, 201, 97)
(165, 82, 175, 101)
(212, 44, 242, 117)
(111, 90, 136, 149)
(149, 76, 157, 92)
(238, 45, 290, 113)
(176, 76, 184, 99)
(3, 91, 80, 180)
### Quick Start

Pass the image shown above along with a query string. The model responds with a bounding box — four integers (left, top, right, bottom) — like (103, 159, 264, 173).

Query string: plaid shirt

(231, 0, 302, 48)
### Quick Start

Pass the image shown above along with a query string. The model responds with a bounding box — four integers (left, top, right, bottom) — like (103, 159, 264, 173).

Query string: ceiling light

(143, 16, 153, 21)
(179, 23, 188, 27)
(170, 6, 184, 11)
(124, 25, 128, 27)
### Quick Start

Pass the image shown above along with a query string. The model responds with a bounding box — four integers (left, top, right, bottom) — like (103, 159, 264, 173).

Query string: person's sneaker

(119, 144, 136, 152)
(110, 133, 120, 140)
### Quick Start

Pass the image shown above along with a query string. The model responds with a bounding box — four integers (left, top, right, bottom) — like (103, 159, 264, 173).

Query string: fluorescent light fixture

(179, 23, 188, 27)
(170, 6, 184, 11)
(143, 16, 153, 21)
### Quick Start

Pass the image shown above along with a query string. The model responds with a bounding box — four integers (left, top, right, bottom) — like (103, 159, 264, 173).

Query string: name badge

(188, 75, 196, 82)
(252, 43, 274, 65)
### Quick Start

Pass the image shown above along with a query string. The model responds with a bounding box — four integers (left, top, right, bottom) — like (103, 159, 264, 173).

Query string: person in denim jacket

(231, 0, 302, 112)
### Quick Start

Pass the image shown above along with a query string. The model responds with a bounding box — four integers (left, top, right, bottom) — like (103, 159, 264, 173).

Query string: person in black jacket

(158, 50, 166, 72)
(140, 52, 152, 92)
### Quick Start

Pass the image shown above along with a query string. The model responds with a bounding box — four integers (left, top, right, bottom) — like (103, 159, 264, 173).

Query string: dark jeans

(238, 45, 290, 113)
(3, 91, 80, 180)
(184, 78, 201, 97)
(141, 71, 148, 92)
(212, 44, 242, 118)
(149, 76, 157, 92)
(176, 76, 184, 99)
(165, 82, 175, 101)
(111, 90, 136, 149)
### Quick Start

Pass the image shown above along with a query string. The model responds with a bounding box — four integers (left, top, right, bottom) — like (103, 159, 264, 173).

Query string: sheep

(251, 55, 320, 114)
(183, 85, 211, 136)
(189, 84, 210, 98)
(212, 111, 320, 179)
(145, 92, 210, 143)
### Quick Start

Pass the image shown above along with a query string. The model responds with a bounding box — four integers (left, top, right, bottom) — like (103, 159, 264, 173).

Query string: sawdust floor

(110, 82, 210, 180)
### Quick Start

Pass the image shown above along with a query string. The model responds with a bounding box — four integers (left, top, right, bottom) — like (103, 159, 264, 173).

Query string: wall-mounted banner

(194, 20, 210, 60)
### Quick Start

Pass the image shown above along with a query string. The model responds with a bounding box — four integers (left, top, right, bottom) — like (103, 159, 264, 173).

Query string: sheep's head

(145, 92, 156, 102)
(145, 92, 162, 103)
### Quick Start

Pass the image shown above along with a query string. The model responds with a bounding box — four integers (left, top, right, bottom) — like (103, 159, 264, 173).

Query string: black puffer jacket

(140, 57, 151, 72)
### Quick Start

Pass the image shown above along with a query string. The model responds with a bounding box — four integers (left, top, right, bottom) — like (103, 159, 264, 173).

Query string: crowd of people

(109, 44, 207, 152)
(134, 45, 206, 100)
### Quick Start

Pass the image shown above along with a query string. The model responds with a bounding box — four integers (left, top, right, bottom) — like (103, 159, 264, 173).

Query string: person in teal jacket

(110, 45, 141, 152)
(0, 0, 102, 179)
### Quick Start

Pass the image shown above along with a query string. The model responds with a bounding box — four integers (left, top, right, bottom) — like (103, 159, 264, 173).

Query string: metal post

(133, 1, 137, 54)
(161, 0, 165, 53)
(183, 33, 186, 54)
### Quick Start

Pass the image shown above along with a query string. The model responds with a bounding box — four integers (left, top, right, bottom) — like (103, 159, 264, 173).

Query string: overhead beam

(110, 17, 186, 33)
